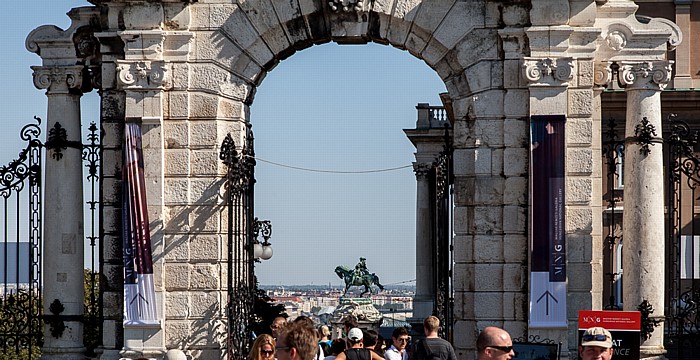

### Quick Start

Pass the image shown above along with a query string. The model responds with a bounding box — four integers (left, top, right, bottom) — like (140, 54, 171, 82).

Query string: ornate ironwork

(221, 125, 256, 360)
(512, 335, 557, 344)
(0, 118, 43, 359)
(603, 117, 623, 310)
(638, 300, 661, 341)
(634, 117, 658, 156)
(45, 122, 82, 160)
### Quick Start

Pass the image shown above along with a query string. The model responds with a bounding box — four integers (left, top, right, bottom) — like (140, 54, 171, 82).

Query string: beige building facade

(25, 0, 686, 359)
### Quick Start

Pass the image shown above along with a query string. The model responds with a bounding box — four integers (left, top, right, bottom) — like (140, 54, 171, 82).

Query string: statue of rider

(353, 257, 369, 285)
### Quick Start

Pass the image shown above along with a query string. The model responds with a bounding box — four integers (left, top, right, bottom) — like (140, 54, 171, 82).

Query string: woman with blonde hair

(249, 334, 276, 360)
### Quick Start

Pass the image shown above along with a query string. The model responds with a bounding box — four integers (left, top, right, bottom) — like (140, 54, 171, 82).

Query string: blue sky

(1, 1, 447, 286)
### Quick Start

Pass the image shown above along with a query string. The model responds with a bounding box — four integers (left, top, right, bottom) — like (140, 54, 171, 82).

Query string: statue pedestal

(330, 297, 383, 338)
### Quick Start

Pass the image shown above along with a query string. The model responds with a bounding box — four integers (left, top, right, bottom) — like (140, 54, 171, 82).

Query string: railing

(416, 104, 450, 129)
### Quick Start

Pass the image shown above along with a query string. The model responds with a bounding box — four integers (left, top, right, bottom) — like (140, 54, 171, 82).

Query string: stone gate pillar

(32, 64, 87, 360)
(412, 161, 434, 320)
(620, 60, 672, 359)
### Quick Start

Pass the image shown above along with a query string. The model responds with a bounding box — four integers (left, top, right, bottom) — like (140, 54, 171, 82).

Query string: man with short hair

(578, 327, 613, 360)
(476, 326, 514, 360)
(272, 316, 288, 340)
(362, 329, 379, 352)
(384, 327, 410, 360)
(413, 316, 456, 360)
(277, 321, 319, 360)
(335, 328, 384, 360)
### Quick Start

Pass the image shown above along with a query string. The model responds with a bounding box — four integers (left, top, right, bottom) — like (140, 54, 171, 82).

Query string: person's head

(319, 325, 331, 340)
(271, 317, 288, 339)
(277, 321, 318, 360)
(363, 329, 378, 348)
(423, 316, 440, 336)
(293, 316, 315, 329)
(343, 315, 359, 335)
(476, 326, 514, 360)
(347, 328, 364, 347)
(250, 334, 276, 360)
(374, 334, 385, 354)
(578, 327, 613, 360)
(391, 327, 410, 351)
(329, 338, 348, 355)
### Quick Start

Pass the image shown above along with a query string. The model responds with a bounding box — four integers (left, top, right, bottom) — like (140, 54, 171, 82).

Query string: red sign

(578, 311, 640, 360)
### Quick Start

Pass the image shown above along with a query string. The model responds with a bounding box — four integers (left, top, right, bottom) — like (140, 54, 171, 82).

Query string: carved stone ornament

(413, 162, 432, 178)
(618, 61, 672, 90)
(329, 0, 371, 12)
(605, 30, 627, 51)
(116, 61, 169, 90)
(594, 62, 613, 87)
(523, 57, 574, 86)
(31, 65, 84, 93)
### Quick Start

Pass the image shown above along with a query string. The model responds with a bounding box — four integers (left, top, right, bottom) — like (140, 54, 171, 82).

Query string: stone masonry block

(567, 207, 592, 232)
(567, 148, 593, 174)
(190, 121, 218, 148)
(191, 150, 220, 176)
(578, 59, 595, 87)
(474, 177, 504, 205)
(190, 205, 223, 233)
(473, 90, 504, 118)
(218, 99, 244, 120)
(164, 264, 190, 290)
(529, 87, 567, 115)
(189, 92, 219, 119)
(474, 206, 503, 235)
(433, 1, 485, 50)
(504, 90, 529, 118)
(474, 292, 504, 318)
(473, 235, 504, 262)
(190, 235, 220, 261)
(388, 0, 422, 46)
(530, 0, 569, 26)
(503, 148, 528, 176)
(465, 62, 492, 94)
(567, 118, 593, 145)
(453, 235, 474, 263)
(164, 206, 191, 234)
(453, 292, 475, 319)
(475, 118, 505, 147)
(503, 292, 528, 320)
(503, 205, 526, 234)
(566, 234, 593, 263)
(169, 92, 189, 119)
(103, 177, 121, 204)
(101, 149, 122, 177)
(568, 89, 593, 117)
(164, 178, 189, 205)
(475, 264, 503, 290)
(101, 121, 123, 148)
(191, 264, 220, 289)
(454, 148, 492, 176)
(453, 320, 477, 350)
(567, 177, 592, 204)
(454, 176, 473, 206)
(453, 263, 474, 292)
(165, 320, 190, 348)
(166, 291, 190, 318)
(503, 176, 527, 205)
(503, 264, 526, 291)
(165, 149, 190, 176)
(491, 149, 504, 176)
(165, 234, 190, 261)
(164, 121, 189, 149)
(190, 178, 224, 206)
(503, 234, 527, 262)
(452, 117, 471, 149)
(455, 29, 499, 69)
(190, 291, 221, 318)
(567, 262, 596, 291)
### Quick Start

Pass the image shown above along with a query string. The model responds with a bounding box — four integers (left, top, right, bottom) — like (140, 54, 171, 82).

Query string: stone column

(413, 162, 434, 319)
(32, 65, 86, 359)
(620, 60, 672, 359)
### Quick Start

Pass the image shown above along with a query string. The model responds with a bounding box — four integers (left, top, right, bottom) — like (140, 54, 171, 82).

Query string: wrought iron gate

(220, 126, 256, 360)
(431, 126, 454, 341)
(0, 119, 43, 359)
(664, 115, 700, 359)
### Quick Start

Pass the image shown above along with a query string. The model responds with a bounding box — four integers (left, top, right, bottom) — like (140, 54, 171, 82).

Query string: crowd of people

(249, 314, 615, 360)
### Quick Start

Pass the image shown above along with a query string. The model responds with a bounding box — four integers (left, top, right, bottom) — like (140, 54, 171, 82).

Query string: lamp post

(253, 218, 273, 260)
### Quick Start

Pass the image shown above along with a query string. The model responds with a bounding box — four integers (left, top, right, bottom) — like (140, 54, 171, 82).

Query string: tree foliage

(251, 276, 286, 336)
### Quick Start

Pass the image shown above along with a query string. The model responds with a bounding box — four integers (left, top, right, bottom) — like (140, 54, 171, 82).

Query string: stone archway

(27, 1, 680, 359)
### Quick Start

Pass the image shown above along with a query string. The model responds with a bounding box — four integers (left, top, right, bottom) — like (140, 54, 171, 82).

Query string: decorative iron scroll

(433, 125, 453, 341)
(221, 126, 256, 360)
(638, 300, 660, 341)
(633, 117, 658, 156)
(512, 335, 557, 344)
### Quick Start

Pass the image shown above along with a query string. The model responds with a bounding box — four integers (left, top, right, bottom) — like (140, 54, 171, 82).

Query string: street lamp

(253, 218, 273, 260)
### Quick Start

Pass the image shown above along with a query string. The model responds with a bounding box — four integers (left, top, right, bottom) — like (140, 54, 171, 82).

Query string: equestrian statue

(335, 257, 385, 297)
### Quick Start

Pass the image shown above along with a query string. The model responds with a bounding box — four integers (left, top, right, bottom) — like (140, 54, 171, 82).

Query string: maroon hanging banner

(529, 115, 567, 328)
(122, 123, 159, 326)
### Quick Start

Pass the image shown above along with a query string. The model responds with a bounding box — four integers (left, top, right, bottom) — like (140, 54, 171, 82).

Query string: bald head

(477, 327, 512, 353)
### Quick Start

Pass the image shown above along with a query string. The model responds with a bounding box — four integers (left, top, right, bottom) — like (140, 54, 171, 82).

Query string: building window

(615, 144, 624, 189)
(681, 235, 700, 279)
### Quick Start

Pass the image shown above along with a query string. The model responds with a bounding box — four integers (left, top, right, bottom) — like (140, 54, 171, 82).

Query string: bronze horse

(335, 265, 384, 297)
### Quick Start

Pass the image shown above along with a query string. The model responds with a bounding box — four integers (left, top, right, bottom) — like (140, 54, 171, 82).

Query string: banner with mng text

(529, 115, 567, 328)
(122, 123, 159, 326)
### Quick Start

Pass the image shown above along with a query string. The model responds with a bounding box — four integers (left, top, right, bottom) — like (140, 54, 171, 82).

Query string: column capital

(619, 60, 673, 91)
(116, 60, 170, 90)
(31, 65, 84, 94)
(594, 61, 613, 88)
(523, 57, 574, 87)
(413, 162, 432, 179)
